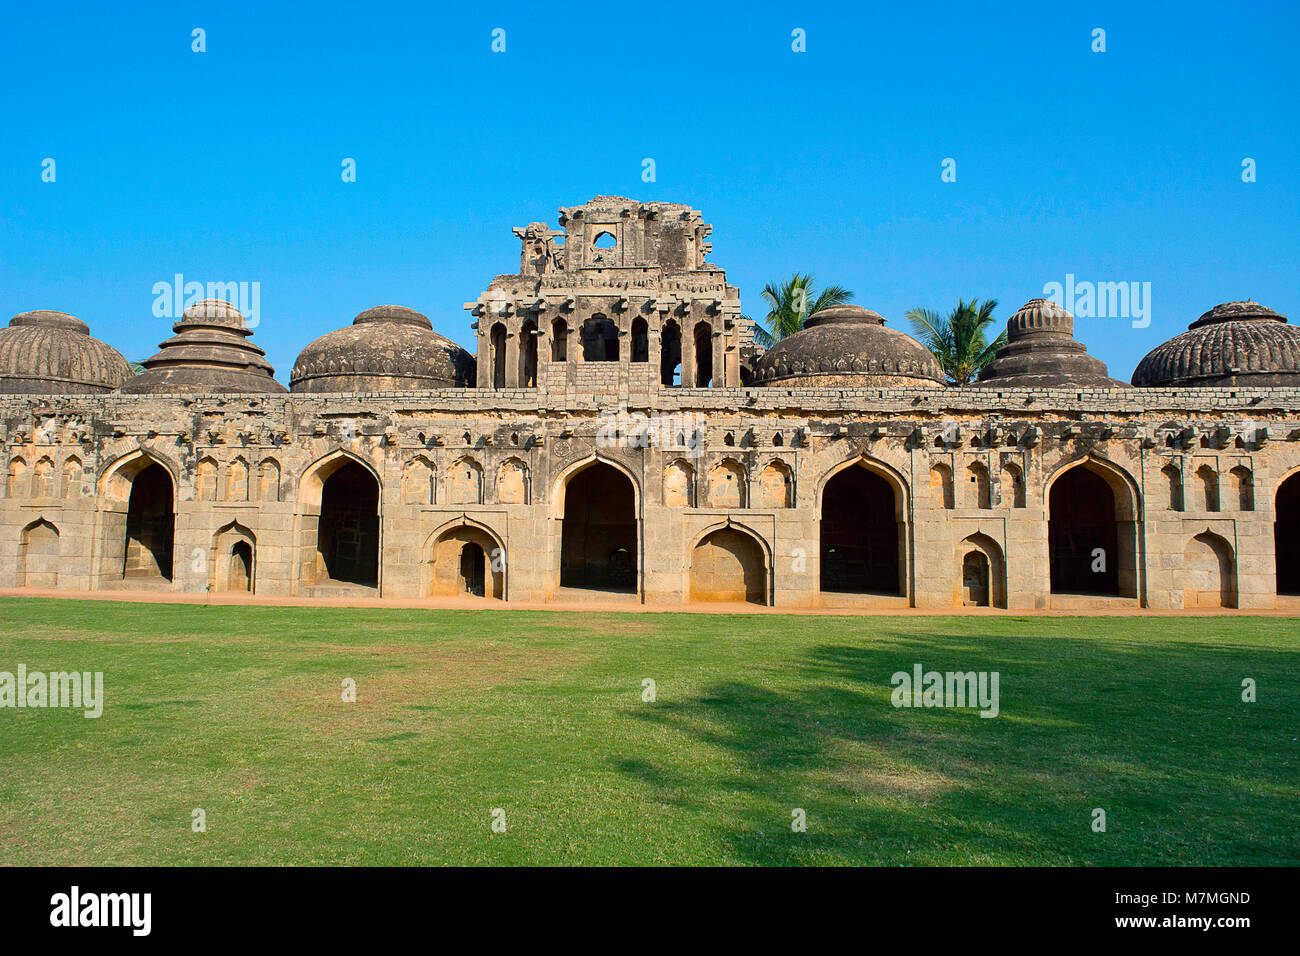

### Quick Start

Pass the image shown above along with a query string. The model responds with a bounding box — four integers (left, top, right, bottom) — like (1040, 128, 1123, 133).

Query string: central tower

(464, 196, 748, 401)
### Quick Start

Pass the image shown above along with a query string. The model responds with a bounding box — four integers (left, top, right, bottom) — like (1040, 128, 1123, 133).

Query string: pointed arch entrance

(19, 518, 60, 588)
(690, 524, 769, 605)
(95, 452, 177, 589)
(295, 453, 381, 593)
(558, 459, 639, 596)
(423, 521, 505, 599)
(1183, 531, 1236, 608)
(1275, 471, 1300, 595)
(1047, 459, 1140, 600)
(819, 460, 905, 598)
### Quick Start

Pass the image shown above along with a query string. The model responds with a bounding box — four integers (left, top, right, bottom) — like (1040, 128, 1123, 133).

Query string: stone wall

(3, 383, 1300, 610)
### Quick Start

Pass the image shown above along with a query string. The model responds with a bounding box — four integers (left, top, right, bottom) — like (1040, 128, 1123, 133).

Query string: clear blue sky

(2, 0, 1297, 384)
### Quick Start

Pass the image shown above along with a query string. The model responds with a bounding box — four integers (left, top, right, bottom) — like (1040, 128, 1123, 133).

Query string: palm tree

(906, 298, 1007, 386)
(746, 273, 854, 349)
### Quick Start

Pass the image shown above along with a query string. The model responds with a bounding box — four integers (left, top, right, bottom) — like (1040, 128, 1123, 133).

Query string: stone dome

(290, 304, 475, 392)
(751, 305, 944, 387)
(0, 310, 133, 394)
(120, 298, 285, 394)
(977, 298, 1125, 388)
(1131, 300, 1300, 388)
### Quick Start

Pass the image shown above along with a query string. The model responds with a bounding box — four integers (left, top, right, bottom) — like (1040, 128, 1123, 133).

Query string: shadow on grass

(615, 632, 1300, 865)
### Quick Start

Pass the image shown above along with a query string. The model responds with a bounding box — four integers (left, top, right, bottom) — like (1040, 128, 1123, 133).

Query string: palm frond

(909, 298, 1003, 384)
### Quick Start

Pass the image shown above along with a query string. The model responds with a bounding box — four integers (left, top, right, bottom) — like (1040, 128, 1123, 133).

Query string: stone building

(3, 195, 1300, 611)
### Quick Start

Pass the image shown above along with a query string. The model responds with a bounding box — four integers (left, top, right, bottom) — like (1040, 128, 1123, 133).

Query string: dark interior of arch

(230, 540, 253, 592)
(693, 323, 712, 386)
(318, 461, 379, 586)
(631, 318, 649, 363)
(561, 463, 636, 591)
(459, 541, 486, 596)
(582, 317, 618, 362)
(820, 465, 900, 594)
(124, 463, 174, 581)
(490, 323, 507, 389)
(660, 323, 682, 385)
(520, 320, 537, 387)
(1276, 473, 1300, 594)
(1049, 466, 1120, 594)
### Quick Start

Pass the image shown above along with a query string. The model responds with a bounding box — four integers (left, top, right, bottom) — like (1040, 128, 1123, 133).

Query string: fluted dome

(751, 305, 944, 387)
(1132, 300, 1300, 388)
(290, 305, 475, 392)
(977, 298, 1124, 388)
(0, 310, 133, 394)
(120, 299, 285, 394)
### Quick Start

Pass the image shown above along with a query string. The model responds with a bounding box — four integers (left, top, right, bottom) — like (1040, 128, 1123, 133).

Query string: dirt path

(1, 587, 1296, 616)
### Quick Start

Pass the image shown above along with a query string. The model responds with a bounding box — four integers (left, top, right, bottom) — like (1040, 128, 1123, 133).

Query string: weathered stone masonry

(3, 196, 1300, 611)
(5, 385, 1300, 610)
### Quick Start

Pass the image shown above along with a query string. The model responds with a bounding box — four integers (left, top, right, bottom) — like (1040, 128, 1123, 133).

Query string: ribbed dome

(977, 298, 1125, 388)
(1006, 297, 1074, 339)
(0, 310, 133, 394)
(119, 299, 285, 394)
(1131, 300, 1299, 388)
(290, 305, 475, 392)
(751, 304, 944, 387)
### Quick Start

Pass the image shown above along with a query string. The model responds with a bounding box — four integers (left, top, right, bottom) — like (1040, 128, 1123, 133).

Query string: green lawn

(0, 598, 1296, 866)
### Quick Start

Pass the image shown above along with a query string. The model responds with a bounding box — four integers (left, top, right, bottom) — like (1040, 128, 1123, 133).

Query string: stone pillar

(505, 325, 520, 388)
(681, 316, 695, 388)
(713, 329, 725, 389)
(534, 309, 549, 386)
(648, 315, 662, 388)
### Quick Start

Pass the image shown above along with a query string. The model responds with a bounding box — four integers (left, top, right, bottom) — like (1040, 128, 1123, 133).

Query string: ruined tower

(464, 197, 748, 401)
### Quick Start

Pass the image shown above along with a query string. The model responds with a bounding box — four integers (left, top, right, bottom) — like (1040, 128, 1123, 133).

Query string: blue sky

(2, 0, 1297, 383)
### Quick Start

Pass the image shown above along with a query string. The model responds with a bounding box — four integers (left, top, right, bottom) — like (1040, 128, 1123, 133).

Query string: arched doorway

(957, 533, 1005, 608)
(316, 461, 379, 587)
(460, 543, 485, 595)
(519, 319, 538, 387)
(94, 453, 177, 590)
(962, 551, 989, 606)
(490, 322, 507, 389)
(820, 463, 903, 596)
(582, 316, 618, 362)
(661, 320, 682, 386)
(230, 542, 253, 592)
(123, 463, 174, 582)
(693, 322, 713, 386)
(560, 462, 638, 594)
(424, 524, 504, 599)
(690, 527, 767, 604)
(1184, 531, 1236, 608)
(1276, 472, 1300, 595)
(1048, 463, 1137, 597)
(551, 319, 568, 362)
(631, 317, 649, 363)
(19, 519, 60, 588)
(212, 522, 255, 593)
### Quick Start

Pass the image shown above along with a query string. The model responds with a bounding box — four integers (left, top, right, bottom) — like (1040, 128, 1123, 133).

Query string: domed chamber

(290, 305, 475, 392)
(119, 298, 285, 394)
(751, 305, 945, 387)
(977, 298, 1125, 388)
(0, 310, 133, 394)
(1132, 301, 1300, 388)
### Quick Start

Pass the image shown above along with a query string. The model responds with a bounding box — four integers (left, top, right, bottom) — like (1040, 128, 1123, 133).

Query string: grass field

(0, 597, 1296, 866)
